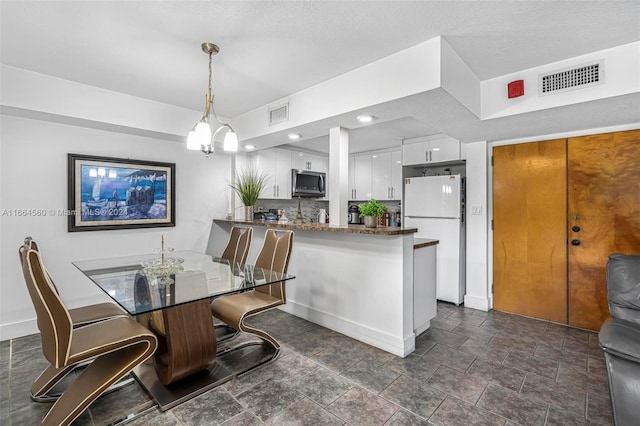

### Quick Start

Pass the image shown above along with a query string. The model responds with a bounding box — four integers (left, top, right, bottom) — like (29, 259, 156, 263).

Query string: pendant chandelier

(186, 42, 238, 156)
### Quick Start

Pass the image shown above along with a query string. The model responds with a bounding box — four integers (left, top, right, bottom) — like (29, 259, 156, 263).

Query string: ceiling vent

(268, 102, 289, 126)
(538, 60, 604, 96)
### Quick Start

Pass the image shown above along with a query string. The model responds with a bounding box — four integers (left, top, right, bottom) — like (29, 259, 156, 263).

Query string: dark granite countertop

(214, 219, 417, 235)
(414, 238, 439, 248)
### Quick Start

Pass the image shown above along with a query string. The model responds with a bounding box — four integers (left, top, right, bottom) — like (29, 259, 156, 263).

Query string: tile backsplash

(255, 198, 401, 223)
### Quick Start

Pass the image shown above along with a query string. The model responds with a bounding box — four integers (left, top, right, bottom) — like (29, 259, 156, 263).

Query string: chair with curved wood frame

(213, 226, 253, 342)
(211, 229, 293, 374)
(220, 226, 253, 265)
(23, 237, 130, 402)
(19, 243, 157, 426)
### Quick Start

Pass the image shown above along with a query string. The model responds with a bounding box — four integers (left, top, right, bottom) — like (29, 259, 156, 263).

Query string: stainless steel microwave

(291, 169, 326, 198)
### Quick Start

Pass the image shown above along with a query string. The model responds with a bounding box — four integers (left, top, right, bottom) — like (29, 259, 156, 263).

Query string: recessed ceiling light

(372, 155, 378, 158)
(288, 133, 302, 140)
(244, 144, 255, 150)
(357, 114, 375, 123)
(432, 148, 440, 151)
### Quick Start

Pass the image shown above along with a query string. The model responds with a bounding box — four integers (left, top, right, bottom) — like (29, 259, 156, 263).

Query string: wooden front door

(567, 130, 640, 330)
(493, 139, 568, 323)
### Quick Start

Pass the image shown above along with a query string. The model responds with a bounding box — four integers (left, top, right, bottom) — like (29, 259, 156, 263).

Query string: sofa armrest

(599, 318, 640, 363)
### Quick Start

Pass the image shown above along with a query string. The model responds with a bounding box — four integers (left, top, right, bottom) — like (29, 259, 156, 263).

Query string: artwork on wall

(67, 154, 176, 232)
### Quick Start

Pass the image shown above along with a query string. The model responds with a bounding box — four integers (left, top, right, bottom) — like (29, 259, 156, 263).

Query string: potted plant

(229, 167, 269, 221)
(358, 198, 386, 228)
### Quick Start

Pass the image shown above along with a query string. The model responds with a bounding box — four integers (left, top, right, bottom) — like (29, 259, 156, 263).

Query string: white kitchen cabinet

(371, 152, 392, 200)
(349, 154, 372, 201)
(251, 148, 291, 199)
(402, 135, 460, 166)
(291, 151, 327, 173)
(369, 150, 403, 200)
(413, 240, 437, 335)
(391, 150, 402, 200)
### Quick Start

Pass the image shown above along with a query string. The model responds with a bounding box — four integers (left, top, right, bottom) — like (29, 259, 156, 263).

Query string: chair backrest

(24, 236, 61, 294)
(18, 244, 73, 368)
(254, 229, 294, 301)
(606, 253, 640, 325)
(221, 226, 253, 265)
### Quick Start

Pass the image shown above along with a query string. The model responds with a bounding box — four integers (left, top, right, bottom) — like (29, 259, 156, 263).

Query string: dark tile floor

(0, 302, 613, 425)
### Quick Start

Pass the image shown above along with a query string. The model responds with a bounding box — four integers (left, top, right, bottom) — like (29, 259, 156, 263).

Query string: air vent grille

(268, 102, 289, 125)
(539, 60, 604, 95)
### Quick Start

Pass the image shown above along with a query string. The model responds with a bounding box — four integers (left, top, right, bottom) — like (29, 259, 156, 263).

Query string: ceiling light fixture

(244, 144, 255, 150)
(357, 114, 375, 123)
(288, 133, 302, 141)
(187, 42, 237, 156)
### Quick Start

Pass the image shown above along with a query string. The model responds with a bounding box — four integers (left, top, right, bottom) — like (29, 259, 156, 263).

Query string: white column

(329, 127, 349, 226)
(464, 140, 490, 311)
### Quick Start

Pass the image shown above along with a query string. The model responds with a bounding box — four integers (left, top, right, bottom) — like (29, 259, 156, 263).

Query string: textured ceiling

(1, 1, 639, 152)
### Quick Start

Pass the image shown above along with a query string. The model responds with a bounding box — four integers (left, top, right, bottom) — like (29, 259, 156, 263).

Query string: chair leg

(214, 324, 240, 344)
(216, 318, 281, 377)
(41, 340, 155, 426)
(31, 364, 78, 401)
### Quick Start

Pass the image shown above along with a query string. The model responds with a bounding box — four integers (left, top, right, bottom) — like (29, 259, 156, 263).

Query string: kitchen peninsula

(210, 219, 438, 357)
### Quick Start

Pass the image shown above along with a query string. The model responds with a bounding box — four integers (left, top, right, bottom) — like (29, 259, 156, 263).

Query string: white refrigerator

(404, 175, 465, 305)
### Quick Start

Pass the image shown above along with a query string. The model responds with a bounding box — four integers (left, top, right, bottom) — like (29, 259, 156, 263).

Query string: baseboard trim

(463, 294, 490, 311)
(279, 301, 415, 357)
(0, 318, 38, 341)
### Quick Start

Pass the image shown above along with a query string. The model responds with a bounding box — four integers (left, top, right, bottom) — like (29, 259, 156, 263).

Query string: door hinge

(491, 156, 494, 166)
(491, 219, 494, 230)
(491, 283, 494, 293)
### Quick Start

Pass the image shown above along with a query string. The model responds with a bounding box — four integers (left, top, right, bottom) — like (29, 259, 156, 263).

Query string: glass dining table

(73, 250, 295, 411)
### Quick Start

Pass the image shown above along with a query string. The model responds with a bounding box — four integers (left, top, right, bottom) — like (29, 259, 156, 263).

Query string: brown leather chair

(220, 226, 253, 265)
(24, 237, 128, 326)
(211, 229, 293, 373)
(19, 243, 157, 426)
(23, 237, 129, 401)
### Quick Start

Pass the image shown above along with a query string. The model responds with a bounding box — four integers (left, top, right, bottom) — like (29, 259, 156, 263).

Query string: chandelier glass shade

(187, 42, 237, 155)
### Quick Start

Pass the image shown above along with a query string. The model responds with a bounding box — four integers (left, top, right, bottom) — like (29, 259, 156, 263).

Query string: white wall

(0, 115, 233, 340)
(464, 141, 489, 310)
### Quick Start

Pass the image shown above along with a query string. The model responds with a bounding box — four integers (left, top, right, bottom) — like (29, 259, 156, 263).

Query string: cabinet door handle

(277, 185, 280, 197)
(429, 151, 433, 162)
(426, 151, 428, 162)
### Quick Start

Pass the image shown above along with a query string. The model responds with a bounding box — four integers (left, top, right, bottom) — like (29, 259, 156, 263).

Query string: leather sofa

(598, 253, 640, 426)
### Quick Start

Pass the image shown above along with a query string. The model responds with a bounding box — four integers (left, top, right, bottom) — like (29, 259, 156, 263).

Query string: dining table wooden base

(154, 299, 217, 385)
(133, 358, 233, 411)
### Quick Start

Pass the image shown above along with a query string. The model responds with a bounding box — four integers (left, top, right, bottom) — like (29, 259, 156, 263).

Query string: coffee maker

(348, 205, 360, 224)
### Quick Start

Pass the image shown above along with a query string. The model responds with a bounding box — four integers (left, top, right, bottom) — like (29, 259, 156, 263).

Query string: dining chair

(220, 226, 253, 265)
(211, 229, 293, 374)
(23, 237, 130, 401)
(24, 237, 128, 326)
(19, 243, 157, 426)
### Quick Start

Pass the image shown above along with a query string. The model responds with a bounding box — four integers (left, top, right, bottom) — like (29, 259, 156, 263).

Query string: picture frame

(68, 154, 176, 232)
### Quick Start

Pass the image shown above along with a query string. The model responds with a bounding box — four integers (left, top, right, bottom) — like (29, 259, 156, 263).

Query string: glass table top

(73, 250, 295, 316)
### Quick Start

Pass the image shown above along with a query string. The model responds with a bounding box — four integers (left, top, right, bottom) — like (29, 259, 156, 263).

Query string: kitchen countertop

(414, 238, 439, 248)
(214, 219, 417, 235)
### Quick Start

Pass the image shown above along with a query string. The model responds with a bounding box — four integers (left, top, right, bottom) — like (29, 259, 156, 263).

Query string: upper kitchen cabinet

(350, 149, 401, 201)
(349, 154, 372, 201)
(291, 151, 328, 173)
(371, 151, 402, 200)
(402, 134, 461, 166)
(250, 148, 292, 199)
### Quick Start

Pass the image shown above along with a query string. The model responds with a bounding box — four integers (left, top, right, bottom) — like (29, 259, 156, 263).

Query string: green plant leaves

(229, 167, 269, 206)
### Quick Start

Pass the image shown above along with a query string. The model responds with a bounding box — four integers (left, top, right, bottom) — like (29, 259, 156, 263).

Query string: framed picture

(68, 154, 176, 232)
